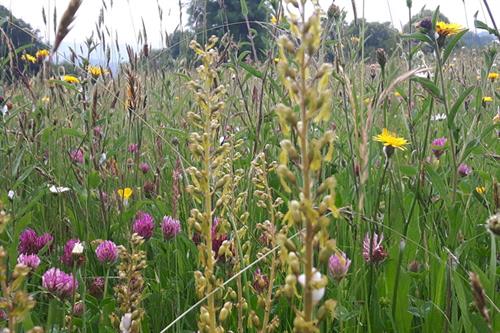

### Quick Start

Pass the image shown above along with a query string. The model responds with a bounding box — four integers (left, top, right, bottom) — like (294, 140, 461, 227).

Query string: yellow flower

(117, 187, 133, 206)
(482, 96, 493, 103)
(435, 21, 463, 37)
(21, 54, 36, 63)
(41, 96, 50, 104)
(273, 57, 280, 63)
(35, 49, 49, 60)
(475, 186, 486, 194)
(488, 72, 499, 81)
(351, 36, 360, 44)
(394, 91, 401, 97)
(117, 187, 133, 200)
(373, 128, 409, 150)
(270, 14, 278, 25)
(62, 75, 80, 84)
(88, 65, 106, 78)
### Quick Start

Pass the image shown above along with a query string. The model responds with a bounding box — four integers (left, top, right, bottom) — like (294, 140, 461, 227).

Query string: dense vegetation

(0, 0, 499, 332)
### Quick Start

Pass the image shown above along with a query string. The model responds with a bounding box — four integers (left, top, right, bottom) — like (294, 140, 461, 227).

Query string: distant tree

(0, 5, 46, 80)
(187, 0, 271, 59)
(347, 19, 399, 58)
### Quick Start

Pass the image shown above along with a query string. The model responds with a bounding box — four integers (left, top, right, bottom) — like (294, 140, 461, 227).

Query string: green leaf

(239, 61, 263, 79)
(448, 86, 474, 129)
(88, 171, 101, 188)
(442, 29, 468, 64)
(240, 0, 248, 17)
(412, 77, 443, 101)
(401, 32, 434, 45)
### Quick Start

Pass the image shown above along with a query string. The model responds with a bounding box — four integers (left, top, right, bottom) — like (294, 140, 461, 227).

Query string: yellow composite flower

(117, 187, 133, 200)
(394, 91, 401, 97)
(21, 54, 36, 63)
(62, 75, 80, 84)
(482, 96, 493, 103)
(488, 72, 499, 81)
(373, 128, 409, 150)
(88, 65, 106, 77)
(35, 49, 49, 60)
(435, 21, 463, 37)
(475, 186, 486, 194)
(270, 14, 278, 25)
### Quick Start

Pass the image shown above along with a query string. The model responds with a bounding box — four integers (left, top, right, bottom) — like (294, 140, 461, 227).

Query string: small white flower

(72, 242, 84, 255)
(48, 185, 71, 194)
(7, 190, 14, 200)
(297, 268, 326, 305)
(1, 105, 7, 116)
(99, 153, 107, 166)
(219, 136, 225, 145)
(431, 113, 447, 121)
(120, 313, 133, 333)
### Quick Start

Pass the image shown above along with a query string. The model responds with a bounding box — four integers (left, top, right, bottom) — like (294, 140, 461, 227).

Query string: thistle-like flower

(42, 268, 78, 299)
(132, 211, 155, 240)
(17, 254, 41, 270)
(328, 251, 351, 282)
(161, 216, 181, 240)
(95, 240, 119, 264)
(458, 163, 472, 177)
(362, 233, 388, 264)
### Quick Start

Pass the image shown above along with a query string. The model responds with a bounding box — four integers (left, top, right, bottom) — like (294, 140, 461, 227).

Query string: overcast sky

(1, 0, 498, 50)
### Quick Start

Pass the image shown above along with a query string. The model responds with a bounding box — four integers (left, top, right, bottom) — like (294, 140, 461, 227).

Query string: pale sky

(1, 0, 498, 52)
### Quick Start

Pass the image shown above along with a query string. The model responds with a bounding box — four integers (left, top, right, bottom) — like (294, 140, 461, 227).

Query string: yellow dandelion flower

(21, 54, 36, 63)
(270, 14, 278, 25)
(475, 186, 486, 194)
(88, 65, 106, 78)
(35, 49, 49, 60)
(488, 72, 499, 81)
(62, 75, 80, 84)
(482, 96, 493, 103)
(435, 21, 463, 37)
(373, 128, 409, 150)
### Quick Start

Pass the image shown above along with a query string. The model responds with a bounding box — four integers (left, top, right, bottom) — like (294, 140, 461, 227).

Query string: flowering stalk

(275, 1, 338, 330)
(186, 36, 231, 332)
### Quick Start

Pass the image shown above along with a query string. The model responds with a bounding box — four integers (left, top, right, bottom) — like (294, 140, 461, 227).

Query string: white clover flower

(298, 268, 325, 305)
(72, 242, 84, 255)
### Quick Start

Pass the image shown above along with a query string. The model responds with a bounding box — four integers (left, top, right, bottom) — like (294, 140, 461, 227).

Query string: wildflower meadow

(0, 0, 499, 332)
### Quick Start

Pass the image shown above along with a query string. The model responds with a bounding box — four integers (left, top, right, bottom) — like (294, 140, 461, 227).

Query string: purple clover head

(88, 277, 105, 298)
(431, 137, 447, 158)
(95, 240, 118, 264)
(42, 267, 78, 299)
(458, 163, 472, 177)
(132, 211, 155, 240)
(139, 162, 150, 174)
(328, 251, 351, 282)
(69, 148, 84, 164)
(161, 216, 181, 240)
(17, 254, 41, 270)
(128, 143, 139, 153)
(18, 228, 39, 255)
(61, 239, 85, 267)
(362, 233, 388, 264)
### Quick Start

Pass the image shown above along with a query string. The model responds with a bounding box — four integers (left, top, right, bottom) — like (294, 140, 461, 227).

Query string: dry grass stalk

(52, 0, 82, 53)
